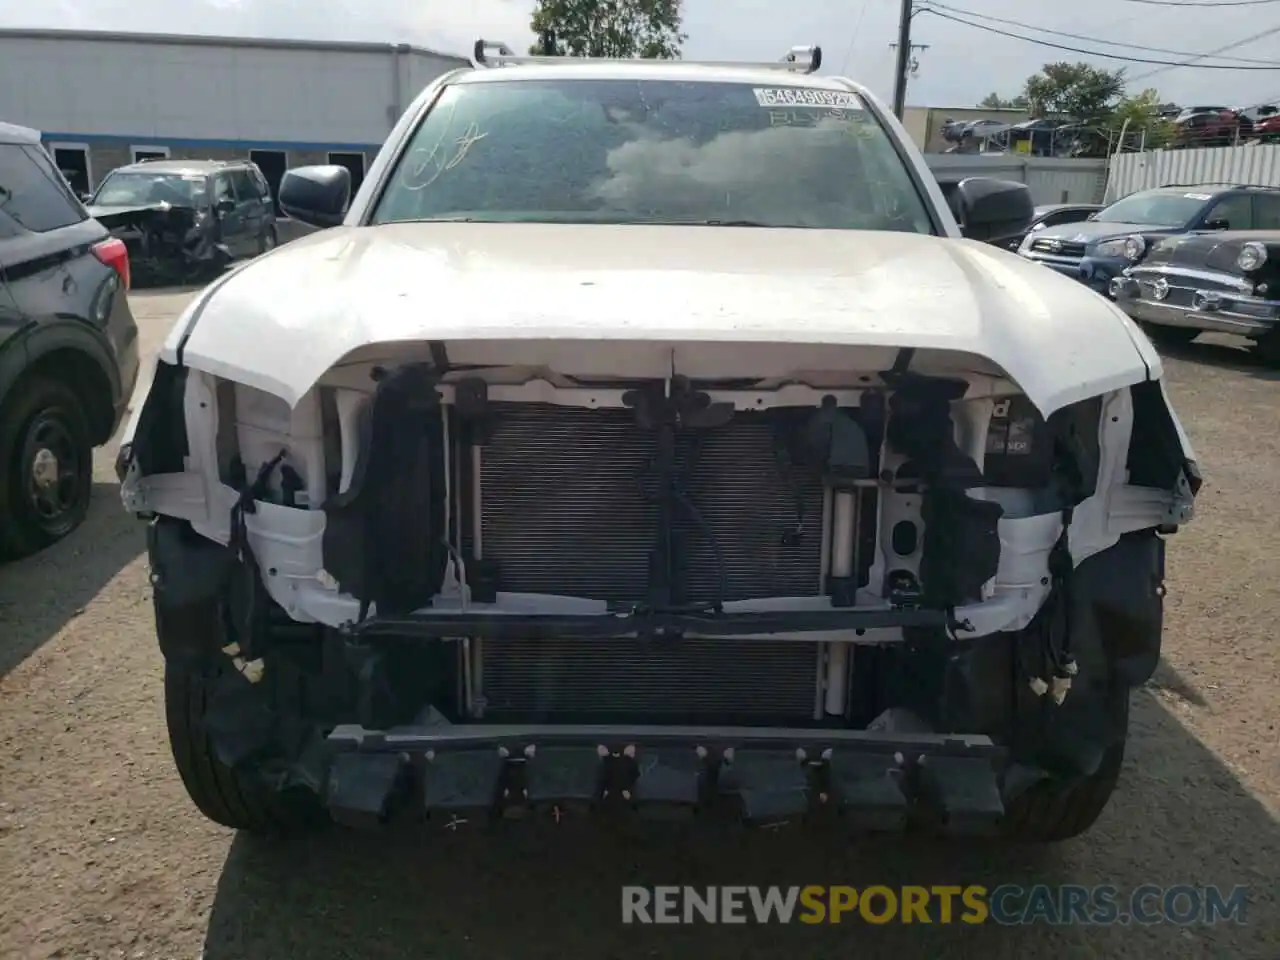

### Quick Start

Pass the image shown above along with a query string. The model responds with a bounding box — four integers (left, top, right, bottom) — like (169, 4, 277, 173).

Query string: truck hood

(167, 222, 1160, 415)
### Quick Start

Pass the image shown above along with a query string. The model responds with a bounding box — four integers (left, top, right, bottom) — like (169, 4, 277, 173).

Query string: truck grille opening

(471, 402, 827, 605)
(462, 401, 837, 722)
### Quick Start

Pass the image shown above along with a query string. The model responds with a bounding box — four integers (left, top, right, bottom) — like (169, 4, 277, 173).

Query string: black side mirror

(215, 197, 236, 213)
(952, 177, 1034, 244)
(1203, 218, 1230, 231)
(279, 165, 351, 228)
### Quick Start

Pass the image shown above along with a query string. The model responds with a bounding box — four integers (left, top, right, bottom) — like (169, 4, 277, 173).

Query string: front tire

(0, 377, 93, 560)
(160, 603, 325, 832)
(1001, 692, 1128, 842)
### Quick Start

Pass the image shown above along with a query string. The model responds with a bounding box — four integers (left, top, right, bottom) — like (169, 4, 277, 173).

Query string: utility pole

(891, 0, 914, 120)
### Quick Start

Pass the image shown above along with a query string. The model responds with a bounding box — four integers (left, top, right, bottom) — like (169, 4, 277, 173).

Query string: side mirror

(79, 192, 93, 204)
(279, 165, 351, 228)
(1203, 218, 1230, 231)
(215, 197, 236, 214)
(952, 177, 1034, 244)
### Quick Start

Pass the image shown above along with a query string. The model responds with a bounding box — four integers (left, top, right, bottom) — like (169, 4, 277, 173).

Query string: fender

(0, 316, 122, 411)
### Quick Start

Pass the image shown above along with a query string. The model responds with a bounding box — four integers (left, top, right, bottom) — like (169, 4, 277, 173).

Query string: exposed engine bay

(122, 342, 1198, 829)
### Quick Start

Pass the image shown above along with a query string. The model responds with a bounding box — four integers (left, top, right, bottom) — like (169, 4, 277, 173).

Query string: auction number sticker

(753, 88, 863, 109)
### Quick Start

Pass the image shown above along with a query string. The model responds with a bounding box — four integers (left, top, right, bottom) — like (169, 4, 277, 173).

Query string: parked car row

(1014, 181, 1280, 362)
(942, 104, 1280, 156)
(1170, 105, 1280, 148)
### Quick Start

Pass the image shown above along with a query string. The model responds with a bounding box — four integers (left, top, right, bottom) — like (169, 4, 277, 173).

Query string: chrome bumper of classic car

(1110, 273, 1280, 338)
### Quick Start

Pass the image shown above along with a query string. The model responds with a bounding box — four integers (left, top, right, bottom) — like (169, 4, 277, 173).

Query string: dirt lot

(1, 289, 1277, 959)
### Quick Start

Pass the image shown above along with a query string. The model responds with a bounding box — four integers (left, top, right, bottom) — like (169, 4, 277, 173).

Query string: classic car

(1110, 229, 1280, 361)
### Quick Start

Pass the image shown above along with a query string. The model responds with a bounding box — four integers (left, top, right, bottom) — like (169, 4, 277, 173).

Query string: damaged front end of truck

(119, 321, 1199, 840)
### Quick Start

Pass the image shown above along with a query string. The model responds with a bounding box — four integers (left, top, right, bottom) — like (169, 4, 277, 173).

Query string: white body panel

(166, 222, 1160, 417)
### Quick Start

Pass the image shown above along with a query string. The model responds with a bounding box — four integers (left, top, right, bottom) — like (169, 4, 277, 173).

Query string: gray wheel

(0, 377, 93, 559)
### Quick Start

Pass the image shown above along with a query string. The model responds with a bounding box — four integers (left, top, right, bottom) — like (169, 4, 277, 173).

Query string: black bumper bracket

(524, 746, 603, 819)
(325, 752, 406, 829)
(916, 755, 1005, 833)
(827, 753, 908, 831)
(422, 751, 504, 825)
(718, 750, 810, 825)
(631, 749, 707, 819)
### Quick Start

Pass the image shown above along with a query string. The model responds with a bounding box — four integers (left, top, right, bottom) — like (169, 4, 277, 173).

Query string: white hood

(167, 222, 1161, 415)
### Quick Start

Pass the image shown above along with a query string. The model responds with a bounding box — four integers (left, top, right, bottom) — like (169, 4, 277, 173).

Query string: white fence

(925, 154, 1109, 205)
(1105, 143, 1280, 202)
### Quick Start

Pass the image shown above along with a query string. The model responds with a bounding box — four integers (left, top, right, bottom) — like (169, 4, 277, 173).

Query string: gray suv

(87, 158, 278, 285)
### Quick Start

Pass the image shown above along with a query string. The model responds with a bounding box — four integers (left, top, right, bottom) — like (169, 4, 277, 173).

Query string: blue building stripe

(40, 131, 382, 153)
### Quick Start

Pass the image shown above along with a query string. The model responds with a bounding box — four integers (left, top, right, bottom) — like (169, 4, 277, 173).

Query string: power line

(1119, 0, 1280, 7)
(924, 1, 1277, 65)
(838, 0, 872, 75)
(1130, 24, 1280, 80)
(921, 7, 1280, 68)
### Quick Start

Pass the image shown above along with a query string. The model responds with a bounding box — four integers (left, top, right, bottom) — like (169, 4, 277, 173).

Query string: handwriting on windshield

(400, 121, 489, 191)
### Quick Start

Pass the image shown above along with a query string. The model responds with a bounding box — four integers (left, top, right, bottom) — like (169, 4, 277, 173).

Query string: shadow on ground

(1159, 336, 1280, 382)
(0, 482, 144, 678)
(202, 686, 1278, 960)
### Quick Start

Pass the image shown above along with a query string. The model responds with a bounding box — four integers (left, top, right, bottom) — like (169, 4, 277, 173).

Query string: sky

(1, 0, 1279, 109)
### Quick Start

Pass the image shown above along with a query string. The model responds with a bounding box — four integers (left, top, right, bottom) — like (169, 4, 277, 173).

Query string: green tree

(530, 0, 686, 58)
(1022, 62, 1125, 124)
(978, 92, 1028, 110)
(1109, 87, 1175, 148)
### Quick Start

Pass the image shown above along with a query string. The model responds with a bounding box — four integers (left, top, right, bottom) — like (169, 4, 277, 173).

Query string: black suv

(87, 158, 277, 285)
(0, 122, 139, 558)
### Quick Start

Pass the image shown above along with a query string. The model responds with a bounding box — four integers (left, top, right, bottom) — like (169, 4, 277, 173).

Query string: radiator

(466, 401, 830, 720)
(473, 402, 827, 605)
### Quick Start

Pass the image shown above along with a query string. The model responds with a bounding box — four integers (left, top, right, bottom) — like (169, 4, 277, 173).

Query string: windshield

(371, 78, 936, 233)
(92, 171, 207, 207)
(1093, 191, 1206, 227)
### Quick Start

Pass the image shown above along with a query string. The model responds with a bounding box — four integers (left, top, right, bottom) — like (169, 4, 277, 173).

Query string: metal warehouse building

(0, 28, 469, 202)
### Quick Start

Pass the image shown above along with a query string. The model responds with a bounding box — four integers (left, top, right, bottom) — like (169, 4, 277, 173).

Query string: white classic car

(119, 42, 1199, 841)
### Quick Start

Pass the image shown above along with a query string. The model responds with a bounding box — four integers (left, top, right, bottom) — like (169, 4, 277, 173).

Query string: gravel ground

(1, 290, 1277, 959)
